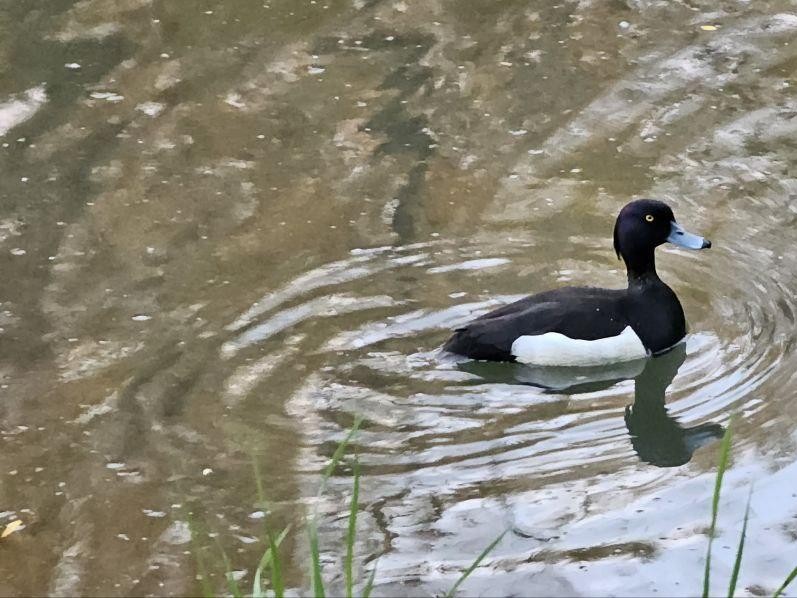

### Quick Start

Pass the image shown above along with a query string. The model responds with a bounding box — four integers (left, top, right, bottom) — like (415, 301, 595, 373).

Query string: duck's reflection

(624, 344, 724, 467)
(459, 343, 724, 467)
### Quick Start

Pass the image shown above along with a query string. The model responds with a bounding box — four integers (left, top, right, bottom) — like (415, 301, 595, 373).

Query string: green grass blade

(215, 538, 243, 598)
(187, 515, 214, 598)
(251, 453, 289, 597)
(253, 546, 266, 598)
(267, 527, 286, 598)
(308, 516, 326, 598)
(727, 486, 752, 598)
(445, 530, 507, 598)
(703, 419, 734, 598)
(251, 455, 268, 510)
(306, 417, 362, 598)
(774, 565, 797, 597)
(345, 456, 360, 598)
(253, 525, 291, 598)
(318, 416, 363, 495)
(224, 572, 243, 598)
(362, 561, 378, 598)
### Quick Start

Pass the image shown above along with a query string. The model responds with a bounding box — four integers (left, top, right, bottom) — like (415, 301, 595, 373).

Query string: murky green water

(1, 0, 797, 595)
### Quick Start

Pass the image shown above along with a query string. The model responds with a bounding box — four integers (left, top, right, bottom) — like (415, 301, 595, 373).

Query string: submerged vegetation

(189, 417, 796, 597)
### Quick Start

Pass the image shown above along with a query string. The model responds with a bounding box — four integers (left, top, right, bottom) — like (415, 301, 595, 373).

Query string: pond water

(1, 0, 797, 595)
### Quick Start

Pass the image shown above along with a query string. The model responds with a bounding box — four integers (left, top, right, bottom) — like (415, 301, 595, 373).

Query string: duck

(442, 199, 711, 366)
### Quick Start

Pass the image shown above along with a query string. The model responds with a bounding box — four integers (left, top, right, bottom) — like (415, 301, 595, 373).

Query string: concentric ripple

(217, 220, 797, 591)
(224, 233, 797, 467)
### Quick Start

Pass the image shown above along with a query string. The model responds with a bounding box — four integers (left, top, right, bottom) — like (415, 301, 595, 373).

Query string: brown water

(1, 0, 797, 595)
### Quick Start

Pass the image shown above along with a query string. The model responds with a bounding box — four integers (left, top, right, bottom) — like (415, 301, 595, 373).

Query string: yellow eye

(645, 214, 654, 222)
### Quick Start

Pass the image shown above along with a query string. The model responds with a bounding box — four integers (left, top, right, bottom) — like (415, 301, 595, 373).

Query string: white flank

(511, 325, 647, 366)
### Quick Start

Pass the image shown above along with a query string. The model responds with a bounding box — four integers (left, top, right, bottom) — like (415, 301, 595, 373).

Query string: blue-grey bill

(667, 221, 711, 249)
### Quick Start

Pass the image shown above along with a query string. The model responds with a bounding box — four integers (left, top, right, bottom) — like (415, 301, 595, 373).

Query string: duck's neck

(624, 249, 660, 286)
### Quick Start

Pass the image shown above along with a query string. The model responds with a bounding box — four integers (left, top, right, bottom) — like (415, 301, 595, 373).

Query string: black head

(613, 199, 711, 276)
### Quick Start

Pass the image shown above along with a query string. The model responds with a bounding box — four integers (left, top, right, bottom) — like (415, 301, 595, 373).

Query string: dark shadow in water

(624, 344, 725, 467)
(459, 356, 647, 393)
(458, 344, 724, 467)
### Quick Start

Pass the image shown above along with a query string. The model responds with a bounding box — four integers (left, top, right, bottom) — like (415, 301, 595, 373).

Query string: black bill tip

(701, 239, 712, 249)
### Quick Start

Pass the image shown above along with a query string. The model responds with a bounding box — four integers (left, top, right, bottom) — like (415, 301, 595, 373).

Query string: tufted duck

(442, 199, 711, 366)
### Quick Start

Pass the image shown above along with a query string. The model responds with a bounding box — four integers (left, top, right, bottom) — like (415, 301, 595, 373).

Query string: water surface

(1, 0, 797, 595)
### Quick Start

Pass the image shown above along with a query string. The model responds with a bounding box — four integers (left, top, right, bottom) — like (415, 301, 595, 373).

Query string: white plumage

(510, 325, 648, 366)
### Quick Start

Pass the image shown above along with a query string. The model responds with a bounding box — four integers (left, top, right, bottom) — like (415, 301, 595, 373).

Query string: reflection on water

(1, 0, 797, 595)
(460, 353, 648, 392)
(625, 346, 725, 468)
(464, 344, 725, 468)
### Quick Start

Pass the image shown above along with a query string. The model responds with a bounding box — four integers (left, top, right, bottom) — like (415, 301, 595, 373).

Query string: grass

(444, 530, 507, 598)
(703, 419, 734, 598)
(775, 568, 797, 598)
(192, 414, 797, 598)
(190, 416, 506, 597)
(344, 456, 360, 598)
(702, 419, 797, 598)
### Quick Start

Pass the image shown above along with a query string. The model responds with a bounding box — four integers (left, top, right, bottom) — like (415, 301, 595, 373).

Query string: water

(1, 0, 797, 595)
